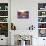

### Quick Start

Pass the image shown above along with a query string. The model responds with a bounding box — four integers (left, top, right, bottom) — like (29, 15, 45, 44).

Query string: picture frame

(17, 10, 29, 19)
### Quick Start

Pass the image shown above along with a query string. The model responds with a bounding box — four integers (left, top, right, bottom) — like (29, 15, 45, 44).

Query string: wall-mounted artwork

(17, 10, 29, 19)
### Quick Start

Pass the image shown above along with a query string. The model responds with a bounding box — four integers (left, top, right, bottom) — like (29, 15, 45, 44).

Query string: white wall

(11, 0, 46, 46)
(11, 0, 38, 45)
(11, 0, 38, 30)
(11, 0, 46, 30)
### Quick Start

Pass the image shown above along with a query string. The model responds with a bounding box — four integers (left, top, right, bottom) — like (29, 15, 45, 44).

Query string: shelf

(0, 16, 8, 17)
(38, 22, 46, 23)
(38, 16, 46, 17)
(0, 22, 8, 23)
(38, 10, 46, 11)
(38, 37, 46, 38)
(38, 28, 46, 29)
(0, 10, 8, 11)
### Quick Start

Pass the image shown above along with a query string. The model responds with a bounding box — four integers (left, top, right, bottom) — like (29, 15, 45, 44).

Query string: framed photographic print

(17, 10, 29, 19)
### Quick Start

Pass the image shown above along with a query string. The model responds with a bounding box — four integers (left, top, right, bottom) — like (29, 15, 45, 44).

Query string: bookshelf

(38, 3, 46, 37)
(0, 3, 8, 37)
